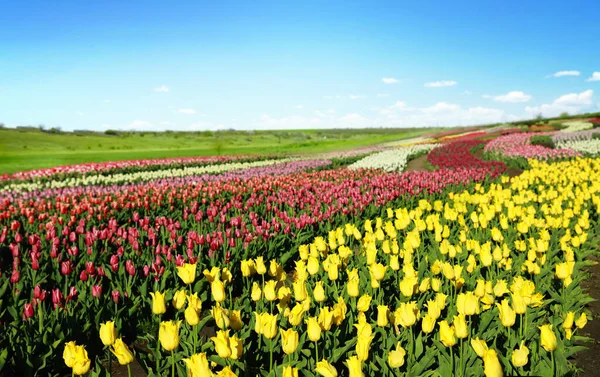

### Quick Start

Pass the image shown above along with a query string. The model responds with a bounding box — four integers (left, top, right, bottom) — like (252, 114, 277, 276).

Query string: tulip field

(1, 125, 600, 377)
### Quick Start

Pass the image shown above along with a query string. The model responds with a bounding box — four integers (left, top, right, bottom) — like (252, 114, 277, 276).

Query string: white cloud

(349, 94, 363, 100)
(525, 90, 594, 117)
(154, 85, 170, 92)
(492, 91, 532, 103)
(381, 77, 399, 84)
(376, 93, 389, 98)
(178, 108, 197, 115)
(552, 71, 580, 77)
(378, 100, 517, 127)
(128, 120, 154, 129)
(295, 105, 304, 109)
(424, 80, 457, 88)
(587, 72, 600, 82)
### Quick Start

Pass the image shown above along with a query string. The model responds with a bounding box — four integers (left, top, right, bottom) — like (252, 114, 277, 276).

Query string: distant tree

(48, 127, 62, 134)
(0, 122, 4, 129)
(38, 124, 46, 131)
(535, 113, 544, 121)
(104, 129, 119, 136)
(559, 112, 570, 118)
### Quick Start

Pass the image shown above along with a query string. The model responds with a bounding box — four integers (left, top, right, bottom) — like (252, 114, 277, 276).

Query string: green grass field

(0, 128, 441, 174)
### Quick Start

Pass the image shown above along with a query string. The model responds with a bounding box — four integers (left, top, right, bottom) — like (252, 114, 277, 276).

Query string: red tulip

(92, 285, 102, 298)
(79, 270, 88, 281)
(111, 290, 120, 303)
(22, 303, 34, 320)
(60, 261, 73, 275)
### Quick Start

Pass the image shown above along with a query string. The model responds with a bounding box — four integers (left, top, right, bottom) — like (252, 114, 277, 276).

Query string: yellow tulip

(229, 335, 243, 360)
(395, 302, 419, 328)
(307, 257, 320, 275)
(176, 263, 197, 285)
(288, 303, 306, 326)
(315, 359, 338, 377)
(426, 300, 441, 320)
(480, 248, 493, 267)
(419, 277, 431, 293)
(313, 281, 326, 303)
(357, 295, 371, 312)
(203, 267, 220, 282)
(511, 293, 527, 315)
(150, 291, 166, 315)
(471, 337, 488, 358)
(346, 355, 364, 377)
(264, 280, 278, 301)
(539, 324, 557, 352)
(399, 276, 418, 297)
(293, 280, 308, 301)
(332, 297, 347, 325)
(431, 278, 442, 292)
(327, 263, 339, 281)
(282, 365, 299, 377)
(474, 279, 486, 298)
(390, 255, 400, 271)
(377, 305, 389, 327)
(253, 312, 263, 335)
(281, 328, 299, 355)
(387, 342, 406, 368)
(269, 259, 281, 277)
(421, 315, 436, 334)
(251, 282, 262, 302)
(453, 314, 468, 339)
(295, 260, 309, 281)
(111, 338, 134, 365)
(456, 291, 480, 316)
(563, 312, 575, 329)
(230, 310, 243, 331)
(185, 305, 200, 326)
(511, 341, 529, 368)
(71, 344, 91, 375)
(187, 292, 202, 313)
(255, 257, 267, 275)
(99, 321, 117, 346)
(347, 280, 360, 297)
(370, 263, 387, 281)
(439, 320, 456, 347)
(318, 307, 335, 331)
(211, 330, 232, 359)
(576, 313, 588, 329)
(261, 313, 278, 339)
(159, 321, 180, 351)
(355, 334, 374, 362)
(211, 279, 226, 303)
(307, 317, 322, 341)
(212, 305, 230, 329)
(221, 268, 233, 284)
(483, 349, 503, 377)
(240, 259, 255, 277)
(172, 290, 187, 310)
(63, 341, 78, 368)
(183, 353, 213, 377)
(496, 299, 516, 327)
(493, 280, 509, 297)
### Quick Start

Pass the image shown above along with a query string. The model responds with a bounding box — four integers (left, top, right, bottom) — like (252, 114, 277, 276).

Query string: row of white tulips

(558, 121, 594, 133)
(556, 139, 600, 156)
(0, 158, 295, 194)
(348, 144, 436, 172)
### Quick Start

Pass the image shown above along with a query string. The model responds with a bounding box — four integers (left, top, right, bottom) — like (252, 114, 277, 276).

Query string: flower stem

(127, 364, 131, 377)
(172, 350, 175, 377)
(315, 340, 319, 366)
(107, 348, 112, 376)
(551, 351, 555, 377)
(270, 337, 274, 371)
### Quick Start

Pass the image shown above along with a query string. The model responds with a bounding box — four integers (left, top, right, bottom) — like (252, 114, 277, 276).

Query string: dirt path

(573, 255, 600, 376)
(405, 154, 432, 172)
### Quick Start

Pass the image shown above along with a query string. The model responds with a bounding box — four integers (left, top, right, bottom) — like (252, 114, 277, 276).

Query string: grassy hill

(0, 127, 440, 174)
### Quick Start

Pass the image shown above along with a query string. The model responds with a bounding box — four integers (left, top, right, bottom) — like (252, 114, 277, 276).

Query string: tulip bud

(539, 324, 557, 352)
(387, 342, 406, 368)
(99, 321, 117, 346)
(280, 328, 299, 355)
(111, 290, 120, 303)
(306, 317, 321, 342)
(511, 341, 529, 368)
(159, 321, 181, 351)
(23, 303, 34, 320)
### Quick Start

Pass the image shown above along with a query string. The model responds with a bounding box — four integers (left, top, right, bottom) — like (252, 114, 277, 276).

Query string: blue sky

(1, 0, 599, 131)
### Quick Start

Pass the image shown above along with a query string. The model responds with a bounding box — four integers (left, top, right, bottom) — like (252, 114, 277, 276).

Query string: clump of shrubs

(530, 135, 555, 149)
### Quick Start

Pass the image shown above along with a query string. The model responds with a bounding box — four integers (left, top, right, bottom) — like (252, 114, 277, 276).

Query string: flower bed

(348, 145, 436, 172)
